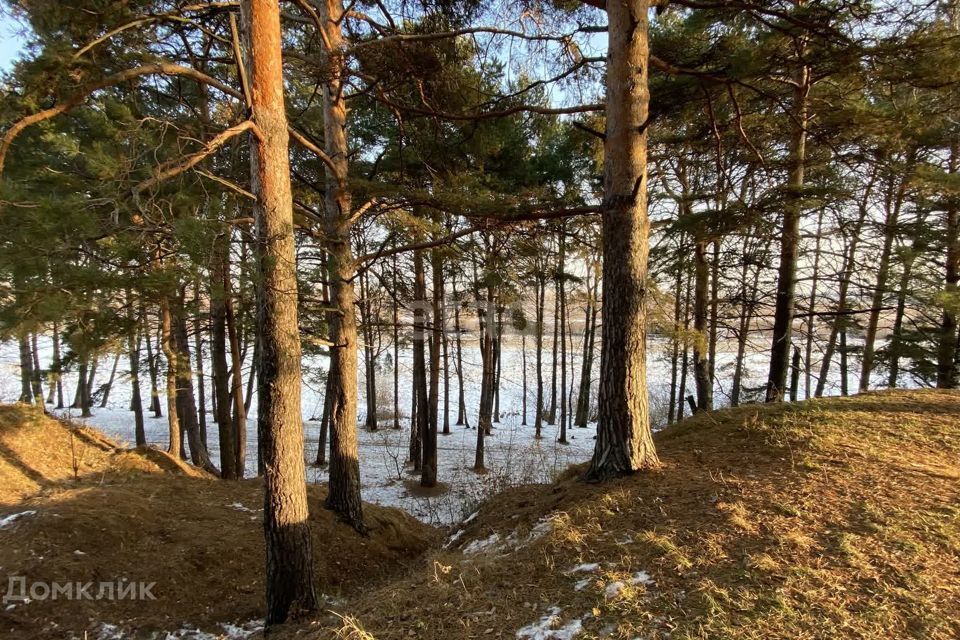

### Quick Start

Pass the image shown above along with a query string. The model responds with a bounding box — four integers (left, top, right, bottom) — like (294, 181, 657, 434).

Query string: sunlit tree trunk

(242, 0, 317, 624)
(586, 0, 659, 480)
(318, 0, 364, 531)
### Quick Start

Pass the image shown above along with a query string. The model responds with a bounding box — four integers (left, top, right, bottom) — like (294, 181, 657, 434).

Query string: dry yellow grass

(285, 389, 960, 640)
(0, 405, 438, 639)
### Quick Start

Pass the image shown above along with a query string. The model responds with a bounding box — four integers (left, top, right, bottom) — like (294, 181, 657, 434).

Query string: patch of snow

(227, 502, 259, 513)
(527, 517, 553, 541)
(604, 571, 654, 600)
(463, 510, 479, 524)
(94, 623, 124, 640)
(565, 562, 600, 575)
(161, 629, 217, 639)
(462, 532, 501, 555)
(0, 510, 37, 530)
(516, 607, 583, 640)
(604, 581, 626, 599)
(574, 578, 592, 591)
(91, 619, 263, 639)
(219, 619, 264, 638)
(630, 571, 653, 586)
(444, 528, 465, 548)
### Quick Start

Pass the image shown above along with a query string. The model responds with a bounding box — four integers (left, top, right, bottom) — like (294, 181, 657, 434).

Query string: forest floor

(0, 389, 958, 639)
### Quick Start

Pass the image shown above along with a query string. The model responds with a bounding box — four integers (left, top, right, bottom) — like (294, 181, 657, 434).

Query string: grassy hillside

(1, 391, 958, 639)
(0, 406, 437, 639)
(299, 389, 960, 640)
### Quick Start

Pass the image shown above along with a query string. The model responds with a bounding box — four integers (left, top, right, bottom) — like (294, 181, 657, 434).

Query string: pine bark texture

(586, 0, 660, 481)
(318, 0, 364, 532)
(243, 0, 317, 624)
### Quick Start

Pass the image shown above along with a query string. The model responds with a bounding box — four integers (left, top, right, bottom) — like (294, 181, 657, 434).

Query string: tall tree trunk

(816, 174, 874, 397)
(51, 320, 64, 408)
(534, 272, 545, 438)
(319, 0, 363, 532)
(766, 54, 810, 403)
(421, 248, 438, 487)
(360, 266, 378, 431)
(242, 0, 318, 624)
(410, 251, 426, 472)
(475, 282, 496, 470)
(452, 274, 468, 427)
(211, 232, 238, 479)
(804, 208, 825, 398)
(85, 357, 98, 410)
(888, 213, 926, 388)
(245, 332, 258, 415)
(409, 364, 420, 464)
(315, 367, 333, 466)
(30, 332, 43, 405)
(492, 305, 503, 427)
(576, 257, 599, 427)
(558, 230, 569, 444)
(72, 356, 84, 408)
(789, 346, 801, 401)
(127, 303, 146, 447)
(548, 261, 559, 425)
(678, 272, 692, 420)
(708, 240, 720, 391)
(160, 296, 182, 457)
(18, 334, 33, 404)
(521, 330, 528, 426)
(732, 237, 767, 407)
(937, 141, 959, 388)
(586, 0, 659, 480)
(429, 248, 442, 441)
(172, 294, 217, 473)
(225, 274, 247, 477)
(668, 242, 684, 421)
(99, 352, 121, 408)
(860, 168, 908, 392)
(392, 253, 401, 429)
(442, 309, 451, 435)
(144, 311, 162, 417)
(839, 329, 849, 396)
(693, 238, 713, 412)
(192, 280, 208, 447)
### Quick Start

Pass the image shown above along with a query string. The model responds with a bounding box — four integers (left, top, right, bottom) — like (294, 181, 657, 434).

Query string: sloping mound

(298, 389, 960, 640)
(0, 406, 439, 639)
(0, 405, 120, 504)
(0, 404, 210, 507)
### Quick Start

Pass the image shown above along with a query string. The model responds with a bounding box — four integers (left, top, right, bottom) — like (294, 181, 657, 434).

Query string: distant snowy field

(0, 336, 598, 525)
(0, 332, 870, 524)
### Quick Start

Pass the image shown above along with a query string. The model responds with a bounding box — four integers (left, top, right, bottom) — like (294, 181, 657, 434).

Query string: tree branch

(0, 62, 242, 178)
(133, 121, 255, 204)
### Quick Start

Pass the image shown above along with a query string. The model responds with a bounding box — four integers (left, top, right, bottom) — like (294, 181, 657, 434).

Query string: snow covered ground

(0, 332, 882, 525)
(0, 336, 599, 524)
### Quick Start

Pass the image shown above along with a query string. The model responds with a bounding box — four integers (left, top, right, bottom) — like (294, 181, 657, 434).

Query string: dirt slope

(294, 389, 960, 640)
(0, 406, 438, 639)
